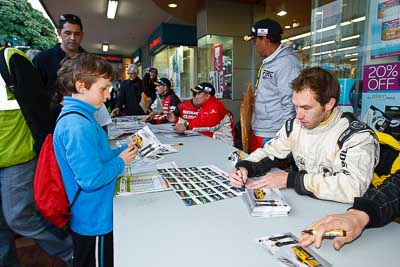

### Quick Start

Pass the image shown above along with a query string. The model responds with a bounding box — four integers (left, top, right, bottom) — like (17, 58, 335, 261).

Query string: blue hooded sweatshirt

(54, 97, 126, 235)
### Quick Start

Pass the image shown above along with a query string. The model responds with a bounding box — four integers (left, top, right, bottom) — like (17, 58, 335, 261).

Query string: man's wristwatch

(183, 121, 189, 130)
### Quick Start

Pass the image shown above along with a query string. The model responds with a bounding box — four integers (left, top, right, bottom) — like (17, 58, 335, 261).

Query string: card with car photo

(182, 198, 197, 206)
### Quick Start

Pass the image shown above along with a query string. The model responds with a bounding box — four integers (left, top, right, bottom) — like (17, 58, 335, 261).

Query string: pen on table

(236, 167, 246, 191)
(171, 142, 184, 147)
(302, 229, 347, 239)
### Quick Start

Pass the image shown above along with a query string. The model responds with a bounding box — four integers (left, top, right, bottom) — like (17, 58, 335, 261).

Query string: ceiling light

(168, 3, 178, 8)
(285, 25, 291, 29)
(292, 20, 300, 28)
(102, 43, 109, 53)
(351, 16, 366, 23)
(107, 0, 118, 19)
(277, 10, 287, 16)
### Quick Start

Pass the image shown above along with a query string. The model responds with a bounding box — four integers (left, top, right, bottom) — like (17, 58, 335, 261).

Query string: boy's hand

(119, 142, 138, 165)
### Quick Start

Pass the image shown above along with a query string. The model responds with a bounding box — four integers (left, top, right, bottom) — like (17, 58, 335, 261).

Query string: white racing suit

(236, 108, 379, 203)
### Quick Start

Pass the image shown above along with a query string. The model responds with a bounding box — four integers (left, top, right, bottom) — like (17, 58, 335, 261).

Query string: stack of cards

(257, 232, 331, 266)
(158, 165, 243, 206)
(242, 188, 291, 217)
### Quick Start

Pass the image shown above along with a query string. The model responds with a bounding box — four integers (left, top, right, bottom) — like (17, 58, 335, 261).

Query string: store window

(198, 35, 233, 99)
(153, 46, 196, 99)
(289, 0, 400, 138)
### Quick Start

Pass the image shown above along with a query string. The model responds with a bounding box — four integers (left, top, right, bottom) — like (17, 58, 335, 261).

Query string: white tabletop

(114, 130, 399, 267)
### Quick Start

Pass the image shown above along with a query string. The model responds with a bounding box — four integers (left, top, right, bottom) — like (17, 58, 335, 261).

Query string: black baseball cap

(154, 78, 171, 88)
(243, 18, 283, 42)
(191, 82, 215, 96)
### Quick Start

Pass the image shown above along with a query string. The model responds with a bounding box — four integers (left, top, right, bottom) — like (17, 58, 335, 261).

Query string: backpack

(33, 111, 88, 229)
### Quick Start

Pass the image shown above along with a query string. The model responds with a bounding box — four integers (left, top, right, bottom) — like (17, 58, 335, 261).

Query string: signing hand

(174, 123, 186, 134)
(111, 108, 120, 117)
(299, 209, 370, 250)
(246, 171, 288, 189)
(229, 167, 248, 188)
(143, 111, 156, 122)
(166, 112, 176, 122)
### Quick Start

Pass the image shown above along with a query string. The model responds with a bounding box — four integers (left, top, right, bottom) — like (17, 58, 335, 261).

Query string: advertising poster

(362, 63, 400, 92)
(213, 43, 225, 98)
(361, 62, 400, 138)
(370, 0, 400, 59)
(361, 92, 400, 139)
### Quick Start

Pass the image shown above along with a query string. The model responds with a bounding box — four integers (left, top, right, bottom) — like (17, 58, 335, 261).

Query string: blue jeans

(0, 158, 73, 267)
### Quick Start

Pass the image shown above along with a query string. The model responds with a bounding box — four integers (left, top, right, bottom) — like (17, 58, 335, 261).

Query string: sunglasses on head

(59, 14, 81, 23)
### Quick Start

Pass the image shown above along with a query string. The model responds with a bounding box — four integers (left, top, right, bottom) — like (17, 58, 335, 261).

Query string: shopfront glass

(281, 0, 399, 138)
(198, 35, 233, 99)
(308, 0, 400, 137)
(153, 46, 196, 99)
(309, 0, 367, 114)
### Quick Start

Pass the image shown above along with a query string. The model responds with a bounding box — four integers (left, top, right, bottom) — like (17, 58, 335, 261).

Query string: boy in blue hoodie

(53, 53, 138, 267)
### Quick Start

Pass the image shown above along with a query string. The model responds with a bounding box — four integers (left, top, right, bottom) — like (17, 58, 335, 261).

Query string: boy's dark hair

(58, 14, 83, 31)
(291, 67, 340, 107)
(57, 53, 113, 95)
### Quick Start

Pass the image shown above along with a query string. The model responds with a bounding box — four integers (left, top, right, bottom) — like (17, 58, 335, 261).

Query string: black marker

(236, 168, 246, 191)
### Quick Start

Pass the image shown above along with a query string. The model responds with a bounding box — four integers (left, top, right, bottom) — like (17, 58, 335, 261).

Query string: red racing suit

(185, 96, 234, 145)
(150, 91, 181, 124)
(173, 100, 199, 124)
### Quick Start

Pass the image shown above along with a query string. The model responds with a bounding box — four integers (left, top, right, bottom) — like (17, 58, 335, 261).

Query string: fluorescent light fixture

(340, 21, 352, 26)
(337, 45, 357, 51)
(285, 25, 291, 29)
(316, 24, 337, 33)
(341, 34, 360, 41)
(168, 3, 178, 8)
(345, 52, 358, 57)
(107, 0, 118, 19)
(102, 43, 109, 52)
(351, 16, 366, 23)
(350, 58, 358, 61)
(282, 16, 365, 44)
(277, 10, 287, 16)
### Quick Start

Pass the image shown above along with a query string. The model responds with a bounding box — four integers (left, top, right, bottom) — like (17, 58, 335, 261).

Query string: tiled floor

(16, 238, 66, 267)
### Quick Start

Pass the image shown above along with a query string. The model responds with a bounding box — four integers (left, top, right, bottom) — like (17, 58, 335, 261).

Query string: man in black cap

(145, 77, 180, 124)
(244, 18, 301, 152)
(174, 82, 234, 145)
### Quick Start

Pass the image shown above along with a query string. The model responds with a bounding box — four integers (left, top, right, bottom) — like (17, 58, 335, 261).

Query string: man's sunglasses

(59, 14, 81, 23)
